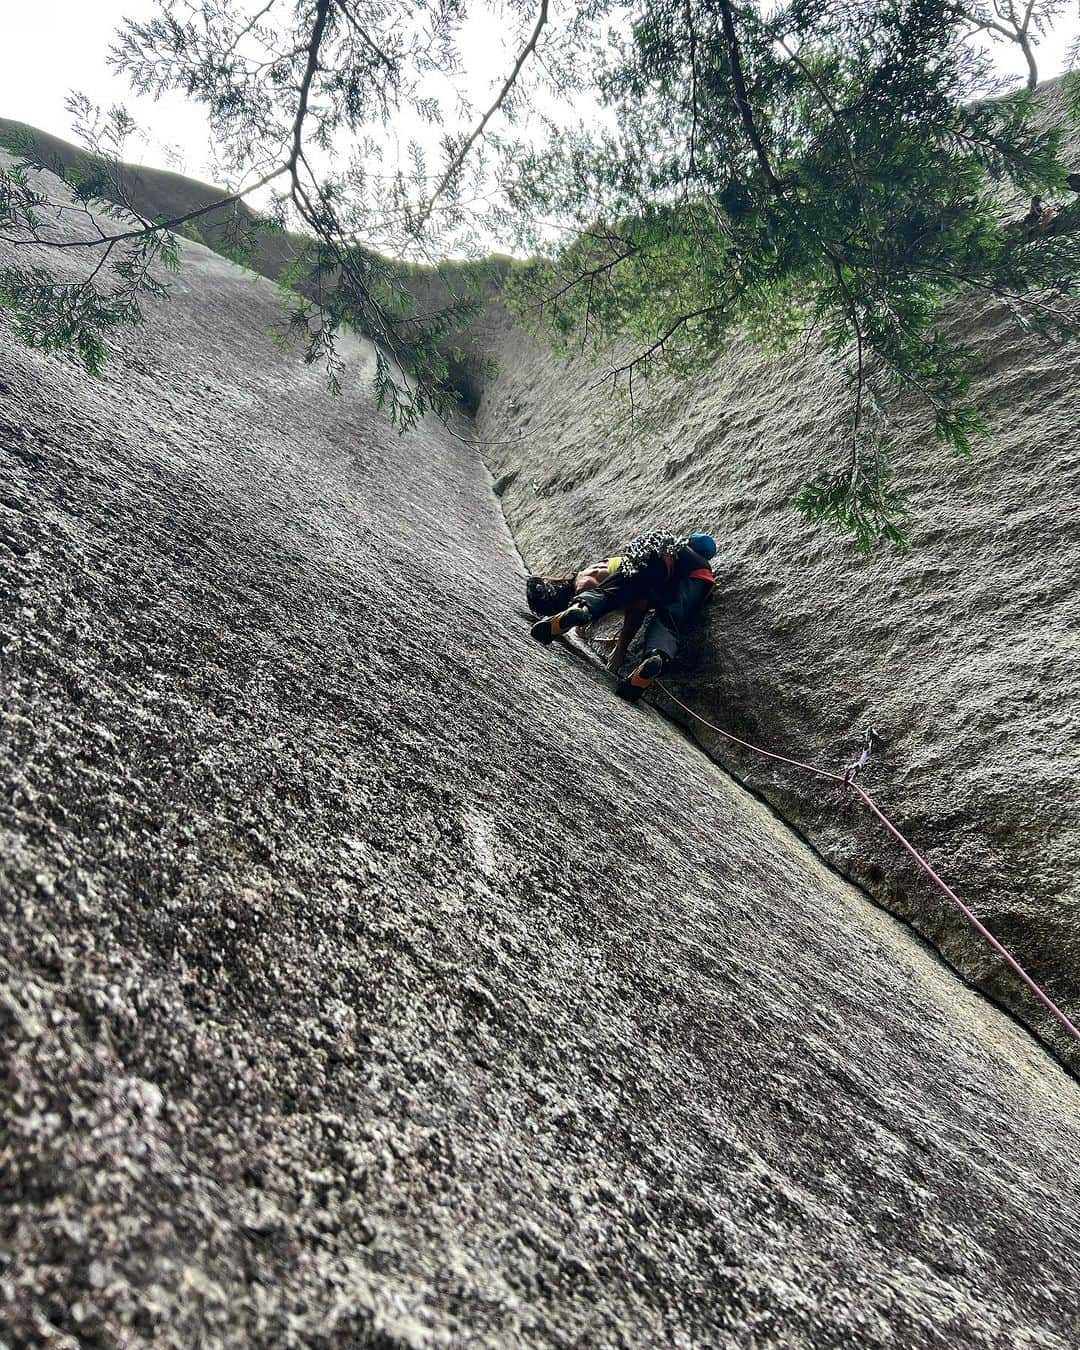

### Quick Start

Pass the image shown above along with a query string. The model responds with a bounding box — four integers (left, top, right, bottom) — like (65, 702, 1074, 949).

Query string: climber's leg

(614, 574, 713, 701)
(530, 569, 650, 646)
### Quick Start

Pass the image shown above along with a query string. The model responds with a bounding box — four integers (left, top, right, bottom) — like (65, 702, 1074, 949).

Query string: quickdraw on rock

(843, 726, 886, 789)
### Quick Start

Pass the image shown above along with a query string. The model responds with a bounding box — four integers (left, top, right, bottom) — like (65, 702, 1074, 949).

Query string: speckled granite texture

(2, 159, 1079, 1348)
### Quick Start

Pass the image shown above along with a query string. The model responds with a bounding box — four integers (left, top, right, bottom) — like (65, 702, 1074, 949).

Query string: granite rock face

(3, 160, 1080, 1347)
(474, 82, 1080, 1072)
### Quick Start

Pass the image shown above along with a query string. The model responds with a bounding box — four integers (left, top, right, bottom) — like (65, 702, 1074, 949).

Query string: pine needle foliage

(0, 0, 556, 428)
(1, 0, 1078, 547)
(0, 109, 182, 375)
(507, 0, 1080, 550)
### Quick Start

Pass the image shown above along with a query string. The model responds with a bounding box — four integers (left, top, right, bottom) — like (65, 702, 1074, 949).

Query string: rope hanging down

(654, 682, 1080, 1046)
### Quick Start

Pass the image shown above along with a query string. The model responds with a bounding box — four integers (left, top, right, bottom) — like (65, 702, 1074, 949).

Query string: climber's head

(689, 532, 717, 560)
(526, 575, 576, 616)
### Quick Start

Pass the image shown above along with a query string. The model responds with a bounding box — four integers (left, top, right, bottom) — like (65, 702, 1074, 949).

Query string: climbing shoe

(615, 651, 665, 702)
(530, 604, 592, 646)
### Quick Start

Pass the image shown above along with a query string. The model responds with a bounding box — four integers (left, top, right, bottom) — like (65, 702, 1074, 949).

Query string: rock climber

(526, 557, 650, 671)
(526, 530, 717, 701)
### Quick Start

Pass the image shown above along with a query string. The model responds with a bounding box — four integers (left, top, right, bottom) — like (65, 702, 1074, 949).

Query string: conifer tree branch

(685, 0, 700, 180)
(288, 0, 333, 179)
(0, 162, 289, 250)
(413, 0, 550, 235)
(222, 0, 281, 58)
(333, 0, 395, 73)
(716, 0, 785, 194)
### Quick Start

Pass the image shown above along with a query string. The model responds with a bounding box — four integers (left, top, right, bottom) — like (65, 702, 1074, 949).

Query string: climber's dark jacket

(575, 537, 714, 663)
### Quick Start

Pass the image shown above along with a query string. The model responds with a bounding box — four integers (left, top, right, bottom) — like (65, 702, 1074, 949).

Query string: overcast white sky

(2, 0, 1078, 187)
(0, 0, 536, 185)
(2, 2, 211, 172)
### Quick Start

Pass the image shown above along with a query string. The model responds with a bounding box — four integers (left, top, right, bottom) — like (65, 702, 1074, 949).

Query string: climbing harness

(654, 682, 1080, 1047)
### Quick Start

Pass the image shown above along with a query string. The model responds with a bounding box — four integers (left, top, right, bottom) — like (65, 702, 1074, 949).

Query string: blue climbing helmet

(688, 531, 717, 560)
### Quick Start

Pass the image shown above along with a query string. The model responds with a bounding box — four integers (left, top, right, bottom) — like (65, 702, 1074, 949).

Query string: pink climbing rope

(654, 682, 1080, 1045)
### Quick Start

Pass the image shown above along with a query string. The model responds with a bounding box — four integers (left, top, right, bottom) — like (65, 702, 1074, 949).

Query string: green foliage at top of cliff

(3, 1, 1080, 550)
(507, 1, 1080, 551)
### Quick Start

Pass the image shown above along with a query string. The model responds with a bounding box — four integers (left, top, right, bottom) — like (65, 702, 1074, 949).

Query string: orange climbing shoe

(530, 604, 591, 646)
(615, 651, 665, 702)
